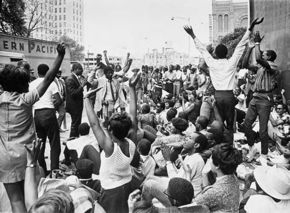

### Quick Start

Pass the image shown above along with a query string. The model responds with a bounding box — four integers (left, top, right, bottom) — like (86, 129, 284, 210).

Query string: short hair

(195, 134, 209, 153)
(266, 50, 277, 62)
(212, 143, 242, 175)
(109, 112, 132, 140)
(157, 102, 165, 110)
(141, 104, 150, 114)
(0, 64, 30, 93)
(76, 159, 94, 179)
(175, 64, 181, 70)
(215, 44, 228, 59)
(37, 64, 49, 76)
(104, 66, 114, 75)
(78, 123, 90, 136)
(196, 116, 209, 129)
(167, 178, 194, 206)
(166, 108, 177, 122)
(28, 189, 74, 213)
(172, 117, 188, 132)
(137, 139, 151, 155)
(71, 63, 82, 71)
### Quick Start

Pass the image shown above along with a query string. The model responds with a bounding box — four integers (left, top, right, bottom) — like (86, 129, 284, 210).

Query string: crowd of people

(0, 17, 290, 213)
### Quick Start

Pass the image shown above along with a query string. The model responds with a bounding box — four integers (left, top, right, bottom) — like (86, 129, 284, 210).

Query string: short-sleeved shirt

(0, 89, 39, 183)
(29, 78, 58, 110)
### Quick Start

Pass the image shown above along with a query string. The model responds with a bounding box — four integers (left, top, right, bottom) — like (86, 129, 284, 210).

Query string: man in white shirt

(184, 18, 264, 142)
(173, 64, 182, 98)
(30, 64, 61, 175)
(54, 70, 66, 131)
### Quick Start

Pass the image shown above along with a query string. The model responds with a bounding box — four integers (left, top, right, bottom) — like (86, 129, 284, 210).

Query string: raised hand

(253, 31, 264, 43)
(56, 43, 66, 56)
(24, 139, 44, 165)
(183, 25, 196, 39)
(127, 52, 130, 58)
(103, 50, 107, 55)
(83, 87, 102, 99)
(249, 17, 264, 31)
(129, 72, 141, 88)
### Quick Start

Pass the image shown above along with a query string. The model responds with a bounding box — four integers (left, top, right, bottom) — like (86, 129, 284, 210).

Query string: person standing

(184, 18, 264, 142)
(243, 31, 279, 163)
(65, 63, 87, 138)
(29, 64, 61, 175)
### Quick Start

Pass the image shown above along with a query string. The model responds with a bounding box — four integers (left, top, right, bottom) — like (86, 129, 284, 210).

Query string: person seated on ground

(194, 143, 242, 213)
(75, 159, 102, 195)
(84, 72, 140, 213)
(195, 116, 211, 139)
(65, 122, 101, 174)
(243, 166, 290, 213)
(163, 133, 209, 195)
(178, 111, 196, 137)
(152, 117, 190, 168)
(137, 139, 156, 178)
(24, 139, 105, 213)
(131, 177, 209, 213)
(138, 103, 158, 129)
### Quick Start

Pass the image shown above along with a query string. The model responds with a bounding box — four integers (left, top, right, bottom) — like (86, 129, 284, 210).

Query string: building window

(59, 7, 61, 12)
(59, 15, 61, 20)
(64, 15, 66, 20)
(218, 15, 223, 32)
(64, 7, 66, 12)
(224, 14, 228, 33)
(55, 8, 57, 13)
(59, 0, 61, 5)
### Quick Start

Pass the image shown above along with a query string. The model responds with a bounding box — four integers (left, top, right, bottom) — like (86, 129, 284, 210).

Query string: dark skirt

(99, 181, 132, 213)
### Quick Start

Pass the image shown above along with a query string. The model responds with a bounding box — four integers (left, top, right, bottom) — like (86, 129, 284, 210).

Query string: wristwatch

(26, 164, 37, 168)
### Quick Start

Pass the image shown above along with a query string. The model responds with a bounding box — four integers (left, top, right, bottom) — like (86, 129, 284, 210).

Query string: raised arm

(184, 26, 215, 67)
(36, 43, 65, 97)
(241, 43, 255, 69)
(103, 50, 110, 66)
(128, 72, 141, 143)
(84, 95, 114, 156)
(122, 58, 133, 74)
(254, 32, 275, 74)
(123, 52, 130, 70)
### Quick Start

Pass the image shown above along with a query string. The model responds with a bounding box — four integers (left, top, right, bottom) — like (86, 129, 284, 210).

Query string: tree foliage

(0, 0, 27, 36)
(59, 35, 85, 61)
(24, 0, 44, 38)
(220, 27, 247, 58)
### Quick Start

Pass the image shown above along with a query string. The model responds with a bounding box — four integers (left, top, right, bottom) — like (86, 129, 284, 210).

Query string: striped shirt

(253, 61, 278, 93)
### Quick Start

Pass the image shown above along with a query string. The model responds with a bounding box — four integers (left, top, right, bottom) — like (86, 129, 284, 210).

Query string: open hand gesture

(129, 72, 141, 88)
(57, 43, 66, 56)
(249, 17, 264, 31)
(24, 139, 43, 165)
(253, 31, 264, 43)
(103, 50, 107, 55)
(183, 26, 196, 39)
(84, 87, 102, 99)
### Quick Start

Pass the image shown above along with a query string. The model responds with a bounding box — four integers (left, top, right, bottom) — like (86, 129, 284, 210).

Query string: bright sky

(83, 0, 212, 58)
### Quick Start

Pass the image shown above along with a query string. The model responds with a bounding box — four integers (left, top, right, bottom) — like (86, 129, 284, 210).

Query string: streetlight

(171, 16, 191, 57)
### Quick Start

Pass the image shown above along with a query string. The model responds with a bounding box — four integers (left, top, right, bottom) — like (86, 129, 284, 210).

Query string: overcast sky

(83, 0, 212, 58)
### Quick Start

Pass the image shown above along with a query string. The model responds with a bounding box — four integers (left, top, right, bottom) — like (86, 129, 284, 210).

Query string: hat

(165, 177, 194, 205)
(254, 166, 290, 200)
(76, 159, 94, 179)
(172, 118, 188, 132)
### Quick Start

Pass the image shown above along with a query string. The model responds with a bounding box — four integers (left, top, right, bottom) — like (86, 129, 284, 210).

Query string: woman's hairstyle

(28, 189, 74, 213)
(212, 143, 242, 175)
(195, 133, 209, 153)
(0, 64, 30, 93)
(109, 112, 132, 140)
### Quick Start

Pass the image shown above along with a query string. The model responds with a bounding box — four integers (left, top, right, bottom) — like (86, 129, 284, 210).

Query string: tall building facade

(28, 0, 84, 45)
(210, 0, 248, 44)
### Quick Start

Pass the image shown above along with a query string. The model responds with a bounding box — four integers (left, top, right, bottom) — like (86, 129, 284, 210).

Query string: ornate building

(209, 0, 248, 44)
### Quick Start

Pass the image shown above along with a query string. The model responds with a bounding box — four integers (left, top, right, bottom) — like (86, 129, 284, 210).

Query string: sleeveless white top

(99, 138, 136, 189)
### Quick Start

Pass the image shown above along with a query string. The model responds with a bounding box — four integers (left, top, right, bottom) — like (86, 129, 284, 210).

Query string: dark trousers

(214, 90, 235, 142)
(244, 96, 272, 154)
(68, 109, 82, 138)
(80, 145, 101, 175)
(34, 108, 60, 174)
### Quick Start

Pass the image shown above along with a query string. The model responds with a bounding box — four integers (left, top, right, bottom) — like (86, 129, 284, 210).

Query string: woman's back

(99, 138, 136, 189)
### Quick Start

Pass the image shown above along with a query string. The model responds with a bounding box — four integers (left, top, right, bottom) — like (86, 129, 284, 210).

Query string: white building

(27, 0, 84, 45)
